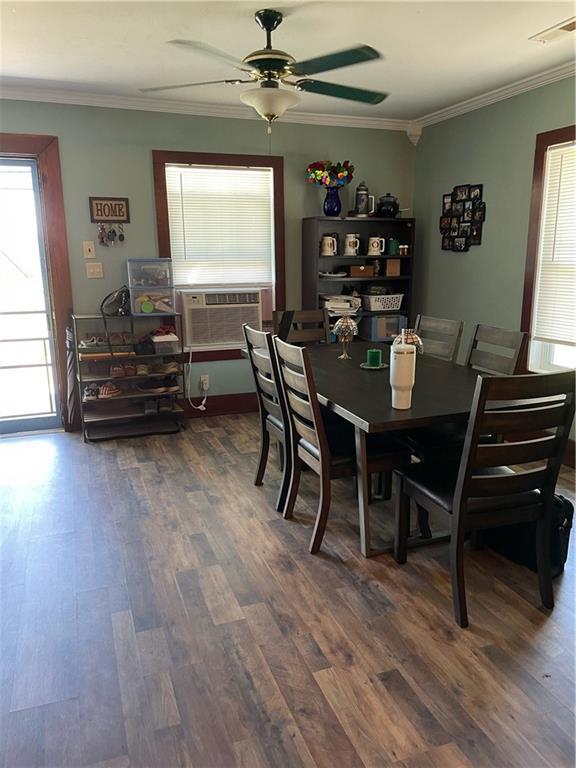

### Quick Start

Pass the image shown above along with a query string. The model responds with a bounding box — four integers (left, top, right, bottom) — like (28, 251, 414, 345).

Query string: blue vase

(323, 187, 342, 217)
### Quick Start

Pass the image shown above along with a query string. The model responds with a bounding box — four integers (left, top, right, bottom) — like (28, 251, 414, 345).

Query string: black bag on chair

(485, 494, 573, 578)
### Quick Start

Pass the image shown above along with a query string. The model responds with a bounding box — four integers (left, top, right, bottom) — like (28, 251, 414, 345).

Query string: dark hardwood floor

(0, 414, 574, 768)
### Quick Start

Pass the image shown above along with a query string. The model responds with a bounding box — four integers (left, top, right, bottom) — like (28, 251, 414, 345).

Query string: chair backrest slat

(282, 366, 309, 396)
(468, 468, 549, 497)
(293, 415, 319, 447)
(262, 397, 282, 421)
(414, 314, 463, 363)
(256, 371, 277, 398)
(252, 348, 272, 375)
(273, 309, 331, 344)
(286, 389, 315, 423)
(454, 371, 575, 517)
(466, 323, 527, 375)
(474, 435, 557, 467)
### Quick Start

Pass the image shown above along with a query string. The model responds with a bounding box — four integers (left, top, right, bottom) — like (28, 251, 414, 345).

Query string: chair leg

(416, 503, 432, 539)
(254, 427, 270, 486)
(450, 519, 468, 628)
(381, 471, 392, 501)
(393, 475, 410, 564)
(283, 457, 302, 520)
(310, 471, 331, 554)
(275, 439, 292, 514)
(536, 517, 554, 610)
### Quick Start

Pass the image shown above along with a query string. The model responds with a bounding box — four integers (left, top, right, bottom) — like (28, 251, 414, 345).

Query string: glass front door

(0, 158, 61, 433)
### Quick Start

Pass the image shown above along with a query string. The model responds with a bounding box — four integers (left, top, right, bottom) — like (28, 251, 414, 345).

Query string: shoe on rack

(158, 397, 173, 413)
(110, 363, 125, 378)
(151, 361, 179, 375)
(137, 381, 167, 394)
(163, 377, 180, 393)
(82, 384, 99, 401)
(99, 381, 123, 399)
(136, 363, 150, 376)
(109, 332, 124, 346)
(123, 363, 137, 377)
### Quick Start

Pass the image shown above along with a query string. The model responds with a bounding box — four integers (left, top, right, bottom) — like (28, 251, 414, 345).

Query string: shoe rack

(72, 313, 185, 442)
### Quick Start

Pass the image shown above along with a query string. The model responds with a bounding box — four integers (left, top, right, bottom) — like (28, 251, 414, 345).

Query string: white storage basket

(361, 294, 404, 312)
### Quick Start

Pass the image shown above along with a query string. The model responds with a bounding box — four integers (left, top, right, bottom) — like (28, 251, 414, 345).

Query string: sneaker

(110, 363, 125, 378)
(99, 381, 122, 399)
(82, 384, 99, 401)
(163, 377, 180, 393)
(158, 397, 173, 413)
(151, 361, 179, 375)
(123, 363, 137, 377)
(136, 364, 150, 376)
(137, 381, 166, 394)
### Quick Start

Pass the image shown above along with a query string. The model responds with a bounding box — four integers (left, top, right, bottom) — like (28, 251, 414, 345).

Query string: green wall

(0, 99, 414, 395)
(412, 77, 575, 361)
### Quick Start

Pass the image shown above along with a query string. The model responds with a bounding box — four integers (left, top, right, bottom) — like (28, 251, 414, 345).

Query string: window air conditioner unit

(179, 288, 262, 350)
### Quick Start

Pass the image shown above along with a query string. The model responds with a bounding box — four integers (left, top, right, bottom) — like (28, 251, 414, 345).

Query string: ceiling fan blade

(140, 79, 248, 94)
(296, 79, 387, 104)
(291, 45, 381, 76)
(167, 40, 250, 72)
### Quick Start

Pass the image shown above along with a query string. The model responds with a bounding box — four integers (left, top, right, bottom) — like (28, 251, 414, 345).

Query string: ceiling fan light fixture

(240, 86, 301, 124)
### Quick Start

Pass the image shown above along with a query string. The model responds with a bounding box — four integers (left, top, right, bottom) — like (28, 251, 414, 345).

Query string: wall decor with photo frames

(439, 184, 485, 252)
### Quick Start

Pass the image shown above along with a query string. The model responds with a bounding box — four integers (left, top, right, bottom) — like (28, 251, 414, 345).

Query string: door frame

(0, 133, 74, 431)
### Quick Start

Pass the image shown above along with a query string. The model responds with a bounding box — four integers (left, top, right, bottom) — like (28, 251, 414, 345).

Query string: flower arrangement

(305, 160, 354, 188)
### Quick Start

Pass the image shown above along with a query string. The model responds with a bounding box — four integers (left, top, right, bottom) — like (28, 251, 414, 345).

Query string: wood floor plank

(76, 588, 127, 766)
(198, 563, 245, 625)
(111, 610, 158, 766)
(10, 533, 78, 712)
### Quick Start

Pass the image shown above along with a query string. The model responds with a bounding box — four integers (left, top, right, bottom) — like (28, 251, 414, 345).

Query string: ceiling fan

(141, 8, 388, 129)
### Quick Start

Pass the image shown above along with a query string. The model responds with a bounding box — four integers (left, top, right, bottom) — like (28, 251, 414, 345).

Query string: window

(153, 150, 285, 304)
(522, 127, 576, 372)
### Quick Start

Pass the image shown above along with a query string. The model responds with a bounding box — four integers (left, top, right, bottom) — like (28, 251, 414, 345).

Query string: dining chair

(243, 324, 292, 514)
(393, 370, 575, 628)
(273, 309, 331, 344)
(274, 336, 411, 554)
(414, 314, 463, 363)
(466, 323, 527, 375)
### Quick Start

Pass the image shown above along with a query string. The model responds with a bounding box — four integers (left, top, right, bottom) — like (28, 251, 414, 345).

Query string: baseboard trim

(178, 392, 258, 419)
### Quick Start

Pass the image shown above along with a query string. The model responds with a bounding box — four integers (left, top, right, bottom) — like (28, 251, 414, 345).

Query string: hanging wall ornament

(97, 223, 109, 247)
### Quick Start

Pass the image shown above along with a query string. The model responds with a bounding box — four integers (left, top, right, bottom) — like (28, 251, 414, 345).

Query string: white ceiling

(0, 0, 574, 121)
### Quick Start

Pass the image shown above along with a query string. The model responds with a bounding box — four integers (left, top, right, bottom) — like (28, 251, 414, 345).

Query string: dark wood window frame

(521, 124, 576, 344)
(0, 133, 74, 430)
(152, 150, 285, 363)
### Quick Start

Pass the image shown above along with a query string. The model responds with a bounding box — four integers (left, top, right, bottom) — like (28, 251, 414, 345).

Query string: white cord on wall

(185, 346, 208, 411)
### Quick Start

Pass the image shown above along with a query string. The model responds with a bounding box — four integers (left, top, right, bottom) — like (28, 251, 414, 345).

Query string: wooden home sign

(89, 197, 130, 223)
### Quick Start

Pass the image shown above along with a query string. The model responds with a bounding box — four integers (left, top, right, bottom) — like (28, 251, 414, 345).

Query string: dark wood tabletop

(306, 340, 482, 433)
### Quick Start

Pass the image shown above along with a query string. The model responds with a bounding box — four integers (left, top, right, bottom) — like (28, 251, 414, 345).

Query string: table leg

(354, 427, 372, 557)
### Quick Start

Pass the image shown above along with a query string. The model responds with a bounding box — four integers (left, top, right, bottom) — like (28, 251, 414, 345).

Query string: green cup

(388, 238, 400, 256)
(367, 348, 382, 367)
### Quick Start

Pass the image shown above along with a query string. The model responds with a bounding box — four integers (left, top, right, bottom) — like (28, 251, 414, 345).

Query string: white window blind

(165, 164, 275, 286)
(531, 141, 576, 346)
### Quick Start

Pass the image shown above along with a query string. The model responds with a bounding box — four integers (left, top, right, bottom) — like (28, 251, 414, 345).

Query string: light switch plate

(83, 240, 96, 258)
(86, 261, 104, 279)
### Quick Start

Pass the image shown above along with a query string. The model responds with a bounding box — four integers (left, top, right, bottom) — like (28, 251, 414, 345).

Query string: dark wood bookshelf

(301, 217, 415, 319)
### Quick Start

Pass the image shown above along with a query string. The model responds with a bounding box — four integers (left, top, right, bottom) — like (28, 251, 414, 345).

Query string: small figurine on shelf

(333, 315, 358, 360)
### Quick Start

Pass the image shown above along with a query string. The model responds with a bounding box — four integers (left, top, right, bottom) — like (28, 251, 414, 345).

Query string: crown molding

(0, 84, 410, 132)
(415, 61, 575, 128)
(2, 60, 573, 141)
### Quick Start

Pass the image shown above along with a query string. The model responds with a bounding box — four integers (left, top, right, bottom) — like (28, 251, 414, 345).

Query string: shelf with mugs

(303, 216, 415, 322)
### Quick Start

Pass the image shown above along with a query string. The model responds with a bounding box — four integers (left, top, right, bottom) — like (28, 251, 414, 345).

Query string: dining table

(305, 340, 483, 556)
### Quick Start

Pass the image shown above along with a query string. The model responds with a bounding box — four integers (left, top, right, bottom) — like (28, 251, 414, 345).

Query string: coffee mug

(320, 235, 337, 256)
(343, 233, 360, 256)
(367, 236, 386, 255)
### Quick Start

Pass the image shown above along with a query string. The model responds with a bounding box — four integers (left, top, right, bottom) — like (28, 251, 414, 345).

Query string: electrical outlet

(86, 261, 104, 279)
(199, 374, 210, 391)
(83, 240, 95, 258)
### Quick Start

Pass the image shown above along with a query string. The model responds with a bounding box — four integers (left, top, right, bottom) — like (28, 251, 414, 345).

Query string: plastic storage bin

(130, 287, 176, 315)
(358, 314, 406, 342)
(361, 293, 404, 312)
(127, 259, 173, 288)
